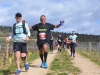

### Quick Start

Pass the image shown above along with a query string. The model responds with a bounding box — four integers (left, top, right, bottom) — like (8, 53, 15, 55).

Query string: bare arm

(55, 24, 61, 28)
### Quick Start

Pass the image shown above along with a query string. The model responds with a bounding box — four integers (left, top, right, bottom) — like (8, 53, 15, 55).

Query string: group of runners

(6, 12, 77, 75)
(49, 31, 78, 57)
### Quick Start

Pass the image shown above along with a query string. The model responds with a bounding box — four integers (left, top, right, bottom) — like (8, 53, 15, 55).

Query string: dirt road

(13, 49, 100, 75)
(67, 50, 100, 75)
(19, 50, 57, 75)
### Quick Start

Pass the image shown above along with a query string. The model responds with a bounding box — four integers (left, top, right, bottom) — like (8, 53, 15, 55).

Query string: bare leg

(15, 51, 20, 70)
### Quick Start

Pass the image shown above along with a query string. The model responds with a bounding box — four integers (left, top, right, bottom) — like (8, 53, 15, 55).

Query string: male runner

(57, 34, 63, 53)
(6, 13, 30, 75)
(69, 31, 78, 57)
(29, 15, 64, 68)
(49, 33, 54, 53)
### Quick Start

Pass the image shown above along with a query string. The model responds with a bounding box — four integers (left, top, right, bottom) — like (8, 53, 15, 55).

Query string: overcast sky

(0, 0, 100, 35)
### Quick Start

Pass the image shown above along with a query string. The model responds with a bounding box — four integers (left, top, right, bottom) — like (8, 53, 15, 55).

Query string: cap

(72, 31, 75, 34)
(15, 13, 22, 17)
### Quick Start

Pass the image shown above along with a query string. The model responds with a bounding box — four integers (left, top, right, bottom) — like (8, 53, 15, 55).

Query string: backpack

(13, 22, 27, 35)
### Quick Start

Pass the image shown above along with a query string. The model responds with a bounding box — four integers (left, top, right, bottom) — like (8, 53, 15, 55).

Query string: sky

(0, 0, 100, 35)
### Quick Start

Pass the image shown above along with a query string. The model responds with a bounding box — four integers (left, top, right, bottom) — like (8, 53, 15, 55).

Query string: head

(58, 34, 61, 37)
(15, 13, 22, 23)
(72, 31, 75, 35)
(40, 15, 46, 25)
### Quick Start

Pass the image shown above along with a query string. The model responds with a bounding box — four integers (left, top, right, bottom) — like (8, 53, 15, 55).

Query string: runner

(69, 31, 78, 57)
(55, 38, 59, 50)
(49, 33, 54, 53)
(6, 13, 30, 75)
(63, 39, 66, 49)
(65, 36, 70, 50)
(57, 34, 63, 53)
(29, 15, 64, 68)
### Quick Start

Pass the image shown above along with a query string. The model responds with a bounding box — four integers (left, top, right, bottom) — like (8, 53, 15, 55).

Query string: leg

(15, 51, 21, 70)
(59, 43, 62, 52)
(70, 43, 73, 56)
(43, 44, 48, 62)
(21, 43, 29, 70)
(49, 44, 52, 52)
(43, 43, 48, 68)
(13, 42, 21, 69)
(57, 45, 60, 52)
(51, 45, 53, 52)
(73, 43, 76, 57)
(38, 45, 44, 67)
(39, 49, 44, 62)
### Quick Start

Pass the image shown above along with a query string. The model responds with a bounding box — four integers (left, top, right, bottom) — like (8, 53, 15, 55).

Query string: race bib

(39, 33, 46, 40)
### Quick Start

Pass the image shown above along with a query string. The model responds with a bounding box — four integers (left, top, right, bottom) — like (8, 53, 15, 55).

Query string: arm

(29, 24, 37, 30)
(6, 33, 14, 42)
(55, 20, 64, 28)
(55, 24, 61, 28)
(25, 23, 31, 37)
(29, 26, 33, 30)
(8, 33, 14, 39)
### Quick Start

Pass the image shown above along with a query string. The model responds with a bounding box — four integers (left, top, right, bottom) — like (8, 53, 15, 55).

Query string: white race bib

(39, 33, 46, 40)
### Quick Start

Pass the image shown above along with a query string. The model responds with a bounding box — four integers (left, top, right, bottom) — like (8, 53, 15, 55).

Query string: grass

(47, 49, 80, 75)
(77, 49, 100, 66)
(0, 37, 36, 43)
(0, 51, 39, 75)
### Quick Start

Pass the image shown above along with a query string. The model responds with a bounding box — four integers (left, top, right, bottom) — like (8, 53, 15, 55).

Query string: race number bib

(39, 33, 46, 40)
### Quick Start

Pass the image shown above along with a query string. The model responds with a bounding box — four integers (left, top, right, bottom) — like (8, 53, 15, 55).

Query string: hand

(6, 37, 10, 42)
(62, 20, 64, 23)
(26, 36, 29, 41)
(72, 40, 76, 43)
(60, 20, 65, 26)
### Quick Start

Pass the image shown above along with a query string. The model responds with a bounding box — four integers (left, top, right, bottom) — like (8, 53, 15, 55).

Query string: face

(59, 34, 61, 37)
(72, 32, 75, 35)
(15, 16, 22, 22)
(40, 16, 46, 25)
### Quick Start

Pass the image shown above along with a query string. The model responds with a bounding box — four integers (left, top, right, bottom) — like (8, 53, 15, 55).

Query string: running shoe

(40, 62, 45, 68)
(15, 69, 20, 75)
(24, 62, 29, 70)
(44, 62, 48, 68)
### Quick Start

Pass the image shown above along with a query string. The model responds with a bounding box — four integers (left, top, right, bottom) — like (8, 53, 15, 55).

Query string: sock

(40, 54, 43, 62)
(44, 52, 48, 62)
(17, 68, 20, 70)
(25, 62, 28, 64)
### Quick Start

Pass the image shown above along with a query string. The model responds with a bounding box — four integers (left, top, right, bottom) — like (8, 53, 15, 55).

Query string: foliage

(0, 25, 100, 42)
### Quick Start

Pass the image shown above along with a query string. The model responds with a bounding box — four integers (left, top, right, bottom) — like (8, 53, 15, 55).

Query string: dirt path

(19, 50, 57, 75)
(67, 50, 100, 75)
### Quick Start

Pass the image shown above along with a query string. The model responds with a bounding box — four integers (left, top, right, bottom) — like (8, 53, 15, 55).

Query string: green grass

(0, 37, 36, 43)
(0, 51, 39, 75)
(47, 50, 80, 75)
(77, 49, 100, 66)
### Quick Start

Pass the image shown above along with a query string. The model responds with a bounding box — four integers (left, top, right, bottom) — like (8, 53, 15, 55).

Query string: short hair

(40, 15, 46, 19)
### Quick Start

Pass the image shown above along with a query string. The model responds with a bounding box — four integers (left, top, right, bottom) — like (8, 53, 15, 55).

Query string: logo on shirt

(39, 28, 47, 31)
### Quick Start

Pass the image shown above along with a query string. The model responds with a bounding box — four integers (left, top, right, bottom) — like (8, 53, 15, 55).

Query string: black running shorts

(13, 42, 27, 53)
